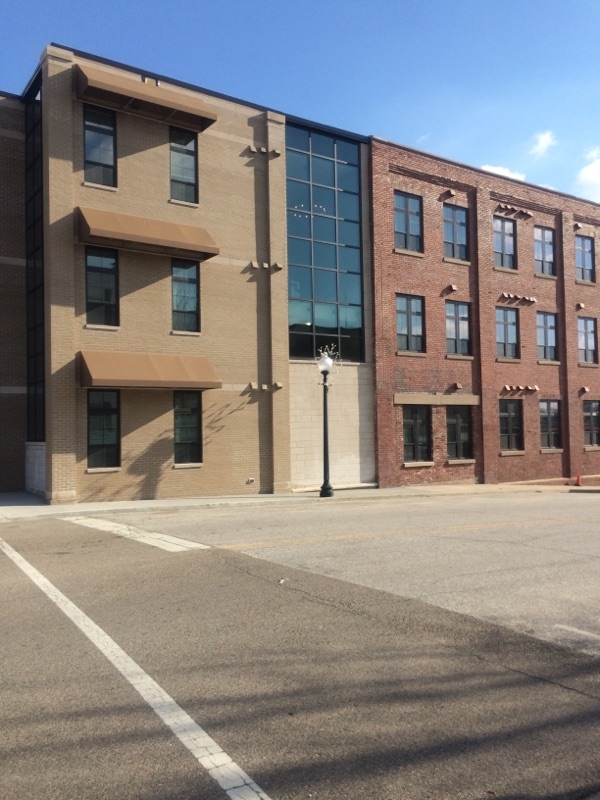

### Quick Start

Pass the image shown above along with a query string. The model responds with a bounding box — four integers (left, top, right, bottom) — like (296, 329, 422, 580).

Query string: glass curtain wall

(286, 124, 363, 361)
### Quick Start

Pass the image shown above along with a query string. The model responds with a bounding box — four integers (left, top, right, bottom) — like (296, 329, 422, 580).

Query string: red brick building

(372, 137, 600, 486)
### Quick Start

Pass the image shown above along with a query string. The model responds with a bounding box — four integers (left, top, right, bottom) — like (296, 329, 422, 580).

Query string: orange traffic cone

(575, 474, 582, 486)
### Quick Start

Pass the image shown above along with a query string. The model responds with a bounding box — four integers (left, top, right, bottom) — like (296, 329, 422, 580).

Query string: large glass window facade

(286, 125, 363, 361)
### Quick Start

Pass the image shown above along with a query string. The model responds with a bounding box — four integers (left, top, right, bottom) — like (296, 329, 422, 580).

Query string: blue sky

(4, 0, 600, 202)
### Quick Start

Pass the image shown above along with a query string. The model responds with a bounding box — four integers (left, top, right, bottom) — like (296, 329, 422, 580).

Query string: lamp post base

(319, 483, 334, 498)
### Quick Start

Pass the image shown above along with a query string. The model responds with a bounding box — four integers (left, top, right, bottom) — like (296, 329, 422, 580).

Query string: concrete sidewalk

(0, 480, 588, 521)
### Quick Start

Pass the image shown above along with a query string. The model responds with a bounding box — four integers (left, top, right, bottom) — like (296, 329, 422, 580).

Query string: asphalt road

(2, 490, 600, 799)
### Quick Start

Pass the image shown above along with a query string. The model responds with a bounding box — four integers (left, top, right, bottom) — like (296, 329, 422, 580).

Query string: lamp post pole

(317, 352, 334, 498)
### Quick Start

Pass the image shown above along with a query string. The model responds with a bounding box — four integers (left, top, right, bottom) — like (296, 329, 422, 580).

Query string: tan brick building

(0, 44, 375, 502)
(372, 138, 600, 486)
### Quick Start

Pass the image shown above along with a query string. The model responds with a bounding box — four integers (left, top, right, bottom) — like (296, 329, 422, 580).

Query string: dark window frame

(584, 400, 600, 446)
(499, 399, 524, 451)
(170, 127, 198, 203)
(534, 226, 555, 276)
(496, 306, 519, 358)
(537, 311, 557, 361)
(85, 246, 119, 327)
(84, 104, 116, 187)
(445, 300, 470, 355)
(447, 405, 473, 460)
(396, 294, 425, 353)
(576, 235, 595, 282)
(494, 216, 516, 269)
(174, 391, 202, 464)
(394, 191, 423, 252)
(172, 259, 200, 332)
(539, 399, 561, 449)
(443, 204, 469, 260)
(403, 405, 432, 462)
(87, 390, 120, 468)
(578, 316, 597, 364)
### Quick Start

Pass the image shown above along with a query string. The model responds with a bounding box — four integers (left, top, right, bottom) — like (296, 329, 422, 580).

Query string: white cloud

(530, 131, 557, 159)
(481, 164, 526, 181)
(576, 152, 600, 202)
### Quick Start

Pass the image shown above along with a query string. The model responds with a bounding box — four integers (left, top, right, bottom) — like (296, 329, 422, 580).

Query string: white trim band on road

(0, 536, 272, 800)
(60, 516, 210, 552)
(555, 624, 600, 642)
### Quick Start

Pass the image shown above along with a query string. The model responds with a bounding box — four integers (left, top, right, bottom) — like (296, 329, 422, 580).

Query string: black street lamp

(317, 350, 334, 498)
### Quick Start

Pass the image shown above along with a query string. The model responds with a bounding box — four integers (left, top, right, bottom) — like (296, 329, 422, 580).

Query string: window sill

(537, 359, 560, 366)
(575, 279, 596, 286)
(540, 448, 563, 454)
(82, 181, 118, 192)
(86, 467, 121, 473)
(447, 458, 475, 465)
(171, 330, 201, 337)
(584, 445, 600, 452)
(496, 356, 521, 363)
(579, 362, 599, 368)
(534, 272, 557, 281)
(84, 324, 120, 331)
(169, 198, 199, 208)
(393, 248, 424, 258)
(443, 257, 471, 266)
(493, 266, 518, 273)
(396, 350, 427, 358)
(500, 450, 525, 457)
(172, 463, 203, 469)
(403, 461, 434, 468)
(446, 354, 474, 361)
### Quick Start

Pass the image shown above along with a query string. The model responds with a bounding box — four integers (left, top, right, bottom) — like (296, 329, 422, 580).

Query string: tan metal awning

(78, 207, 220, 260)
(75, 64, 217, 131)
(79, 351, 222, 390)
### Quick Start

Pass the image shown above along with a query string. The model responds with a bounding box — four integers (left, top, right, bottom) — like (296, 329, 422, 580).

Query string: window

(539, 400, 561, 449)
(88, 390, 119, 468)
(403, 405, 431, 462)
(84, 105, 116, 187)
(534, 226, 555, 276)
(443, 204, 468, 260)
(576, 235, 595, 282)
(445, 301, 470, 355)
(170, 128, 198, 203)
(584, 400, 600, 446)
(286, 124, 363, 361)
(536, 311, 557, 361)
(394, 191, 423, 252)
(578, 317, 597, 364)
(174, 391, 202, 464)
(172, 260, 199, 331)
(496, 307, 519, 358)
(494, 217, 516, 269)
(499, 399, 523, 451)
(447, 406, 472, 459)
(397, 294, 424, 352)
(86, 247, 118, 326)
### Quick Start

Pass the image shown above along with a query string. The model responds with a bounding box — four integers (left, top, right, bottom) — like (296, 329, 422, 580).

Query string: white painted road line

(555, 624, 600, 642)
(0, 535, 272, 800)
(60, 517, 210, 552)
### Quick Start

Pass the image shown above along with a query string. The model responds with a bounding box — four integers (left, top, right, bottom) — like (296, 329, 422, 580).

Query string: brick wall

(372, 138, 600, 486)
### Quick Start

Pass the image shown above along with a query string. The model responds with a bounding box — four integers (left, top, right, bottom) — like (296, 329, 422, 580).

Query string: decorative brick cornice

(388, 164, 475, 194)
(489, 191, 562, 216)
